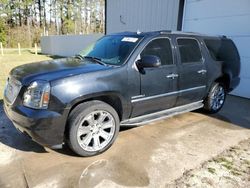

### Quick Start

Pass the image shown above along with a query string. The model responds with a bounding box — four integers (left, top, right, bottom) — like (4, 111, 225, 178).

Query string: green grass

(221, 163, 233, 170)
(244, 160, 250, 166)
(213, 157, 234, 171)
(231, 170, 241, 176)
(213, 157, 232, 164)
(0, 51, 54, 100)
(208, 167, 216, 174)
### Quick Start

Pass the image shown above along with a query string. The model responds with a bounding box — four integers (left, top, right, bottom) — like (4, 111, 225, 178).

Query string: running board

(120, 101, 204, 126)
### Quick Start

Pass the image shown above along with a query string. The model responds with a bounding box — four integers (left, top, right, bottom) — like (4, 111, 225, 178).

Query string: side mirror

(136, 55, 161, 68)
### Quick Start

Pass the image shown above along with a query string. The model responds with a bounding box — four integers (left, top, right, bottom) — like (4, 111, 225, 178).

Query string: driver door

(131, 38, 179, 117)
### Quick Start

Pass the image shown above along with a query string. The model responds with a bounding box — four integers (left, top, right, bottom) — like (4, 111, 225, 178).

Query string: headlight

(23, 80, 50, 109)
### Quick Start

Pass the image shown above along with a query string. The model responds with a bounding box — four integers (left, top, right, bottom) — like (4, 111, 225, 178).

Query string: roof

(109, 30, 227, 39)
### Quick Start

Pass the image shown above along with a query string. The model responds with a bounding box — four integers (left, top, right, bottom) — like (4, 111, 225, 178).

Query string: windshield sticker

(122, 37, 138, 43)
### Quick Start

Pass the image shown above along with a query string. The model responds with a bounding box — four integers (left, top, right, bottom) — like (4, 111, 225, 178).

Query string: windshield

(78, 35, 143, 65)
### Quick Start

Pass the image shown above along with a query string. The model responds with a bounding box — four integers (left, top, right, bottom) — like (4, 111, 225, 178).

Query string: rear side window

(177, 38, 202, 63)
(141, 38, 173, 66)
(204, 39, 240, 62)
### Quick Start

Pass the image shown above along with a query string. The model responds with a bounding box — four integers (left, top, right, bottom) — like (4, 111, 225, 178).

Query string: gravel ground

(167, 138, 250, 188)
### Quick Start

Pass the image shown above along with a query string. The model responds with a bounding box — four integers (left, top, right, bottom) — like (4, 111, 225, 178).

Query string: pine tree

(0, 17, 6, 45)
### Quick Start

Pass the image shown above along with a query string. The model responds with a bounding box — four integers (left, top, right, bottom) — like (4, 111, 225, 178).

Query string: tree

(0, 18, 6, 45)
(38, 0, 42, 27)
(0, 0, 105, 47)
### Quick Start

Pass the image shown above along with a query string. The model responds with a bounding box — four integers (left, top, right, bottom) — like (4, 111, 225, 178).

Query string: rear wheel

(203, 83, 226, 113)
(67, 100, 120, 156)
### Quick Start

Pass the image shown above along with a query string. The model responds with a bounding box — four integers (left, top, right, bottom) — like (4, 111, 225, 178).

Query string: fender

(66, 91, 130, 120)
(50, 67, 131, 120)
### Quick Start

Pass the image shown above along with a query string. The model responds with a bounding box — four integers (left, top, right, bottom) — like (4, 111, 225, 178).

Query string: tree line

(0, 0, 105, 48)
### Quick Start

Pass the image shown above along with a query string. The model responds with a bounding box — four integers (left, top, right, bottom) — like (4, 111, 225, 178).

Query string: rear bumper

(229, 76, 240, 92)
(3, 101, 69, 148)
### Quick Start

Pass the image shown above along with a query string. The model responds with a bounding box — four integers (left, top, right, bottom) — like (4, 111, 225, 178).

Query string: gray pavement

(0, 95, 249, 188)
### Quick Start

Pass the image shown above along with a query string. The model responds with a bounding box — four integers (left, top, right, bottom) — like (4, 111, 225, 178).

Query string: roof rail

(159, 30, 171, 34)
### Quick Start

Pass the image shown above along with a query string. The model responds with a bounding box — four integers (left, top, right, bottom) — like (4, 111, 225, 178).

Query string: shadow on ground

(0, 95, 249, 155)
(209, 95, 250, 129)
(0, 99, 135, 155)
(0, 100, 47, 153)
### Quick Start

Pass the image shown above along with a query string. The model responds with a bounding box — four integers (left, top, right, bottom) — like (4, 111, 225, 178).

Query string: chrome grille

(4, 77, 22, 105)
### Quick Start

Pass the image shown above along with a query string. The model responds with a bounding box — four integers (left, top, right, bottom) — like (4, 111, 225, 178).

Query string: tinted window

(79, 35, 142, 65)
(204, 39, 240, 62)
(177, 38, 202, 63)
(141, 38, 173, 65)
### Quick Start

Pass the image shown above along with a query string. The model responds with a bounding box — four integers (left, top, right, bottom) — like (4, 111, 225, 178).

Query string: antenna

(137, 30, 141, 35)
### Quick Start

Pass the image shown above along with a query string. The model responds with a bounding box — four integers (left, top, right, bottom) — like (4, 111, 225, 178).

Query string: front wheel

(67, 101, 120, 157)
(203, 83, 226, 113)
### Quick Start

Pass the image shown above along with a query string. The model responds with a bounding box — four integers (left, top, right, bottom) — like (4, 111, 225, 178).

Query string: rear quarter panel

(198, 36, 223, 93)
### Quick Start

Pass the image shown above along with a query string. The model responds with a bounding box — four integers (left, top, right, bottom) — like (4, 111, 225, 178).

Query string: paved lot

(0, 95, 249, 188)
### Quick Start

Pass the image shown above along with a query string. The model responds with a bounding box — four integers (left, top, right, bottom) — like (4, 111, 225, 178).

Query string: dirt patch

(167, 138, 250, 188)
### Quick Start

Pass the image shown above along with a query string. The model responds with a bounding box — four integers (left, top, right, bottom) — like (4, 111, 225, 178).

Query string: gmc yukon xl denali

(4, 31, 240, 156)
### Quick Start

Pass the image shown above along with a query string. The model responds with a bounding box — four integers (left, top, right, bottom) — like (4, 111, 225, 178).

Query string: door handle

(197, 69, 207, 74)
(166, 73, 179, 79)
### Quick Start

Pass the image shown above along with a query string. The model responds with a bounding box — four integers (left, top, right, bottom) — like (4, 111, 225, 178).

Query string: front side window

(141, 38, 173, 66)
(79, 35, 143, 65)
(177, 38, 202, 63)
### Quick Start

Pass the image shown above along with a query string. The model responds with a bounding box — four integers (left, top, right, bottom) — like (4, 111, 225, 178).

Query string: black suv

(4, 31, 240, 156)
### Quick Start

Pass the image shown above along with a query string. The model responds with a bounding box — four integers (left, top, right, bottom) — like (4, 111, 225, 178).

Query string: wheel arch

(214, 73, 231, 92)
(64, 92, 125, 138)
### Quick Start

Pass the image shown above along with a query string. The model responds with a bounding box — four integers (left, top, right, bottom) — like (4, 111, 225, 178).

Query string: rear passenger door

(175, 37, 207, 106)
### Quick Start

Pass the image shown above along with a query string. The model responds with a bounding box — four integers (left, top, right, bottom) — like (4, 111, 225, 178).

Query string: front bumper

(3, 101, 68, 148)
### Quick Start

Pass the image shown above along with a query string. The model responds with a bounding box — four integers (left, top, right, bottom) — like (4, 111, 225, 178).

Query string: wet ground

(0, 95, 249, 188)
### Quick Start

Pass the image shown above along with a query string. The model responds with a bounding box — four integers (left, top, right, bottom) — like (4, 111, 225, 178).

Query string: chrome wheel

(77, 110, 116, 152)
(211, 85, 225, 111)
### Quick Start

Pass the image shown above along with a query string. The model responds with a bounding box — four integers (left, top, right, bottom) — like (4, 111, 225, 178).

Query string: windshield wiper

(84, 56, 107, 66)
(75, 54, 84, 60)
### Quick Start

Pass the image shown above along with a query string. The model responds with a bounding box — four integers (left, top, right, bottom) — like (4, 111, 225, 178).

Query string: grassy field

(0, 51, 54, 100)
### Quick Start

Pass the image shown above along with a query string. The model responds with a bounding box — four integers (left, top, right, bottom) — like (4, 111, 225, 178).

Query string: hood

(10, 57, 112, 85)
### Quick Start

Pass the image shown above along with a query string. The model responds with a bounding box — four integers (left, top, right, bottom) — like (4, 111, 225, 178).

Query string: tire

(203, 82, 226, 114)
(67, 100, 120, 157)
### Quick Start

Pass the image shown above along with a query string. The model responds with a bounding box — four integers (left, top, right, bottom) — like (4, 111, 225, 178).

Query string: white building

(182, 0, 250, 99)
(106, 0, 250, 98)
(106, 0, 182, 33)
